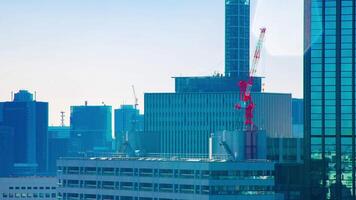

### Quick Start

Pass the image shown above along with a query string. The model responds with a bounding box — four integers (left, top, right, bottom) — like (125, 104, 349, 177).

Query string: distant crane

(118, 85, 140, 156)
(235, 27, 266, 159)
(132, 85, 138, 110)
(236, 27, 266, 129)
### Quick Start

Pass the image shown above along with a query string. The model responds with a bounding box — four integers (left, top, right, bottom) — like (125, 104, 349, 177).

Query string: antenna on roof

(60, 111, 65, 127)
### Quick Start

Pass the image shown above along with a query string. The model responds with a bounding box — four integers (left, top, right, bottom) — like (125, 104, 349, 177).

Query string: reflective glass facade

(225, 0, 250, 78)
(305, 0, 356, 199)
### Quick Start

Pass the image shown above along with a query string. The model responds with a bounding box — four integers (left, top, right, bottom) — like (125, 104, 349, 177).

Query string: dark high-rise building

(70, 104, 113, 154)
(0, 90, 48, 174)
(0, 126, 14, 177)
(304, 1, 356, 199)
(225, 0, 250, 78)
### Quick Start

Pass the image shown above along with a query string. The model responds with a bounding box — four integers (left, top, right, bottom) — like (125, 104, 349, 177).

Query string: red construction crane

(236, 27, 266, 130)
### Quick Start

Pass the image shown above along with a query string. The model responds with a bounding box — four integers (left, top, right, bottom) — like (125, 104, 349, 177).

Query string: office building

(48, 126, 70, 175)
(0, 126, 14, 177)
(292, 99, 304, 138)
(57, 156, 281, 200)
(225, 0, 250, 78)
(267, 137, 303, 163)
(0, 90, 48, 174)
(145, 92, 292, 155)
(70, 103, 113, 154)
(0, 177, 57, 200)
(304, 0, 356, 199)
(114, 105, 143, 146)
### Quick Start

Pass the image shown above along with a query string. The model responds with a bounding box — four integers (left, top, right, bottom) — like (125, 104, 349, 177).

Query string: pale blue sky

(0, 0, 303, 125)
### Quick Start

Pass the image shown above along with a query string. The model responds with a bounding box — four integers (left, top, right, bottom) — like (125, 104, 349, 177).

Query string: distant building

(0, 126, 14, 177)
(0, 90, 48, 175)
(47, 126, 70, 175)
(225, 0, 250, 78)
(0, 177, 57, 200)
(174, 76, 262, 93)
(292, 99, 303, 138)
(114, 105, 143, 146)
(70, 103, 113, 154)
(145, 92, 292, 155)
(57, 156, 281, 200)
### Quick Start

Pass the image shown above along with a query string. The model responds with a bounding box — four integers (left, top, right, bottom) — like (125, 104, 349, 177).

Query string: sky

(0, 0, 303, 126)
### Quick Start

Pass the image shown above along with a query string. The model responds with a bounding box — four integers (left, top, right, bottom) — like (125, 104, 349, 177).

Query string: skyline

(0, 0, 303, 125)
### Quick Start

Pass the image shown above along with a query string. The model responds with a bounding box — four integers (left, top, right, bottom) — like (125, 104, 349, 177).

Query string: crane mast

(132, 85, 138, 110)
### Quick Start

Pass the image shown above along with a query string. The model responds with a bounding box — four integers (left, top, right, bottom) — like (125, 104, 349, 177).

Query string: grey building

(57, 156, 281, 200)
(0, 90, 48, 175)
(144, 92, 292, 155)
(0, 177, 57, 200)
(70, 104, 113, 154)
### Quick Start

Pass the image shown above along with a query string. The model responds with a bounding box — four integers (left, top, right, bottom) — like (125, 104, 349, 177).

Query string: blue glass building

(0, 126, 14, 177)
(114, 105, 143, 144)
(0, 90, 48, 174)
(304, 0, 356, 199)
(225, 0, 250, 78)
(70, 104, 113, 154)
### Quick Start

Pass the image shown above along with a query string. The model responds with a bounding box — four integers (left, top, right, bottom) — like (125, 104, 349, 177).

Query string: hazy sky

(0, 0, 303, 125)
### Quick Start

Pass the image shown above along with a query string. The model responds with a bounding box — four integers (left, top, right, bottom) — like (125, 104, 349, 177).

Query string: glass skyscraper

(225, 0, 250, 78)
(305, 0, 356, 199)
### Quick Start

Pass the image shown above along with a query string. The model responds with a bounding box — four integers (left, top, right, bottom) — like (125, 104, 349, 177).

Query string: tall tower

(225, 0, 250, 78)
(0, 90, 48, 174)
(304, 0, 356, 199)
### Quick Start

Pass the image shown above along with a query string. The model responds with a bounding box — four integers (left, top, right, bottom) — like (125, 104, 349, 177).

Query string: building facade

(114, 105, 143, 146)
(48, 126, 70, 175)
(292, 99, 304, 138)
(57, 157, 280, 200)
(304, 0, 356, 199)
(0, 90, 48, 174)
(0, 177, 57, 200)
(0, 126, 14, 177)
(225, 0, 250, 78)
(70, 104, 113, 154)
(145, 92, 292, 156)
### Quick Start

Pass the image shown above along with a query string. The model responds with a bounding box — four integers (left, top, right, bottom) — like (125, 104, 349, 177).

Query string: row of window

(59, 181, 274, 196)
(59, 195, 173, 200)
(59, 167, 273, 180)
(2, 192, 56, 198)
(8, 186, 56, 190)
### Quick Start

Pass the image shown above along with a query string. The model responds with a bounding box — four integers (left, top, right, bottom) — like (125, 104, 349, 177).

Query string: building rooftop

(59, 155, 271, 163)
